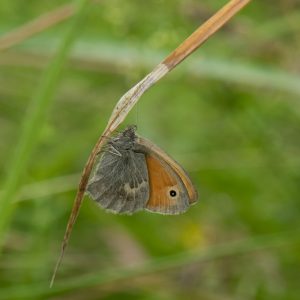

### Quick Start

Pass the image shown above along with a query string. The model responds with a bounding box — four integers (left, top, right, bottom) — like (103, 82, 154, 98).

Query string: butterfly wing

(136, 136, 198, 215)
(86, 150, 149, 214)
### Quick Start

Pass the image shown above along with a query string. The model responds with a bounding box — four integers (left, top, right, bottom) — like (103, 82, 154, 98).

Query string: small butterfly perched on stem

(50, 0, 251, 287)
(86, 126, 198, 215)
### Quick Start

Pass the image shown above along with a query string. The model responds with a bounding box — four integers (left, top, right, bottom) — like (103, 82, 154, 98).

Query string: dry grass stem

(51, 0, 252, 287)
(0, 4, 75, 51)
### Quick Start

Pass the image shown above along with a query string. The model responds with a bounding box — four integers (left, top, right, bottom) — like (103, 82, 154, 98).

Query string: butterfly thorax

(108, 126, 137, 152)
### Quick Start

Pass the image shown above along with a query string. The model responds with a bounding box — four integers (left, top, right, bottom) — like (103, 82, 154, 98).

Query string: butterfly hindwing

(86, 150, 149, 214)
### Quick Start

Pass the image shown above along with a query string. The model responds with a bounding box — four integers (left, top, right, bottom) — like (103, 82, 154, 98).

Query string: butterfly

(86, 126, 198, 214)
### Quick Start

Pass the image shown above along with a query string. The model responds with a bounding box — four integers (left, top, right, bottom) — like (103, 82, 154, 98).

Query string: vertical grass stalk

(0, 0, 89, 249)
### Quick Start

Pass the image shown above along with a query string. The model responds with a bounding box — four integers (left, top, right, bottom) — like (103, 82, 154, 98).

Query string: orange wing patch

(145, 154, 188, 214)
(136, 136, 198, 205)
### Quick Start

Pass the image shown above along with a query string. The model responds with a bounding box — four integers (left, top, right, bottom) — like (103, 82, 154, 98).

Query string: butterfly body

(86, 126, 198, 215)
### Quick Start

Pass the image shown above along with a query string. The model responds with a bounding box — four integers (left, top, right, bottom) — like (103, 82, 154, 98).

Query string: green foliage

(0, 0, 89, 247)
(0, 1, 299, 299)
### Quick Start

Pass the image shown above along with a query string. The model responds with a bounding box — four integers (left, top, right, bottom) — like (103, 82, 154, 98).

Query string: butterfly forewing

(136, 136, 198, 205)
(144, 153, 190, 214)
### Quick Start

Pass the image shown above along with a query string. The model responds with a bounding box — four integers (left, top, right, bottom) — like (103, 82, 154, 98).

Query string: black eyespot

(169, 190, 177, 197)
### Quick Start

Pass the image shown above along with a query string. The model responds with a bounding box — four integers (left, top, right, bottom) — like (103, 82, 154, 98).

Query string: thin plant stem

(0, 4, 75, 51)
(0, 1, 103, 51)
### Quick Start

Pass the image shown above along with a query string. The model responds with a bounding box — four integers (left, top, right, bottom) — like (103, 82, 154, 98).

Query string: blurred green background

(0, 0, 300, 299)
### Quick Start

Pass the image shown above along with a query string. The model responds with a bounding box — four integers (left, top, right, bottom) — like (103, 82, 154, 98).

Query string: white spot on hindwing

(124, 181, 147, 194)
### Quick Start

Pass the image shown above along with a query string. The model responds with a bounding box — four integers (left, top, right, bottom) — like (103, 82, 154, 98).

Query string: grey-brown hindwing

(86, 148, 149, 214)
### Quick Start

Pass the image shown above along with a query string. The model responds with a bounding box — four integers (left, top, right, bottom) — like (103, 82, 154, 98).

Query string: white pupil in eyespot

(170, 190, 177, 197)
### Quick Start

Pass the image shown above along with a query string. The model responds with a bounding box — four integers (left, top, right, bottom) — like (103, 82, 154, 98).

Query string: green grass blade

(0, 230, 299, 299)
(8, 38, 300, 97)
(0, 0, 89, 248)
